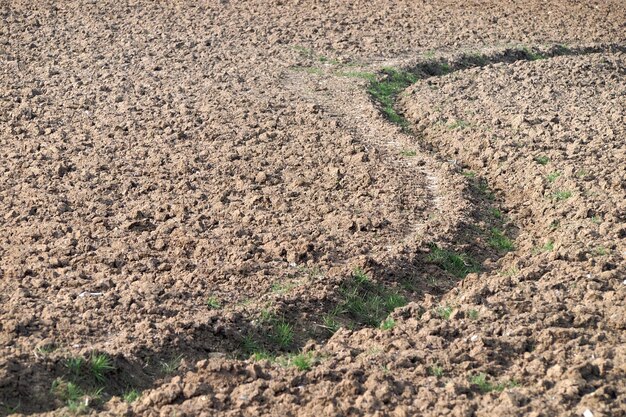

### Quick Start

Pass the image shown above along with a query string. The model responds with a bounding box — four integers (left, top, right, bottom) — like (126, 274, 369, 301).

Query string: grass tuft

(160, 354, 183, 375)
(291, 352, 315, 371)
(90, 353, 115, 383)
(65, 356, 85, 378)
(271, 320, 294, 349)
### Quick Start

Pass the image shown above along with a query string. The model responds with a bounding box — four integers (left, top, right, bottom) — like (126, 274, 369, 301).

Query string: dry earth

(0, 0, 625, 416)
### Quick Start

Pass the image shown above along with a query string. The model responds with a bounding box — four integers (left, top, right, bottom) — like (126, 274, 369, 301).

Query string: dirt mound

(1, 0, 625, 416)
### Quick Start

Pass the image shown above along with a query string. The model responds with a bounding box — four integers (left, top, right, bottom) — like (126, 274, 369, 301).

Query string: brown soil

(0, 1, 625, 416)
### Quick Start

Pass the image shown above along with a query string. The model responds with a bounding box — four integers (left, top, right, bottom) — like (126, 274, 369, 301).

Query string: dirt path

(1, 1, 625, 416)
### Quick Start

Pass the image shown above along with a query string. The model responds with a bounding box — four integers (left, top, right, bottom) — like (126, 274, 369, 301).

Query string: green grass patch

(470, 373, 519, 393)
(206, 296, 221, 309)
(552, 190, 572, 201)
(427, 244, 479, 278)
(400, 149, 417, 157)
(488, 228, 515, 252)
(65, 356, 85, 379)
(546, 171, 561, 182)
(290, 352, 315, 371)
(123, 389, 140, 403)
(336, 268, 407, 327)
(379, 317, 395, 330)
(367, 67, 418, 127)
(535, 155, 550, 165)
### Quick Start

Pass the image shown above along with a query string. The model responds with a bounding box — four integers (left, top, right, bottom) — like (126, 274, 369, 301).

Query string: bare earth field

(0, 1, 625, 416)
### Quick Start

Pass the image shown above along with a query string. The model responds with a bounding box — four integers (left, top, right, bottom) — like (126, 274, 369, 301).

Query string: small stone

(255, 171, 267, 184)
(583, 409, 594, 417)
(511, 114, 526, 129)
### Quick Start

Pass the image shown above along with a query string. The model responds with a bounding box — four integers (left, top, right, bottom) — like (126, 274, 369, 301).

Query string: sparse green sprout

(435, 305, 453, 320)
(489, 228, 515, 252)
(591, 215, 601, 224)
(429, 365, 444, 378)
(271, 320, 294, 349)
(271, 281, 293, 294)
(90, 353, 114, 382)
(468, 309, 479, 320)
(553, 190, 572, 201)
(400, 278, 418, 292)
(400, 149, 417, 157)
(427, 245, 479, 278)
(380, 317, 395, 330)
(322, 314, 340, 335)
(592, 246, 608, 256)
(260, 309, 275, 323)
(499, 267, 519, 277)
(242, 335, 260, 355)
(206, 296, 221, 309)
(535, 156, 550, 165)
(546, 171, 561, 182)
(469, 373, 493, 393)
(292, 45, 314, 58)
(160, 354, 183, 374)
(51, 379, 93, 412)
(447, 119, 469, 130)
(490, 208, 502, 219)
(470, 373, 519, 393)
(534, 240, 554, 254)
(462, 170, 476, 178)
(576, 169, 589, 178)
(498, 379, 520, 391)
(549, 220, 560, 230)
(474, 180, 495, 200)
(251, 351, 274, 362)
(35, 344, 56, 357)
(123, 389, 140, 403)
(522, 47, 546, 61)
